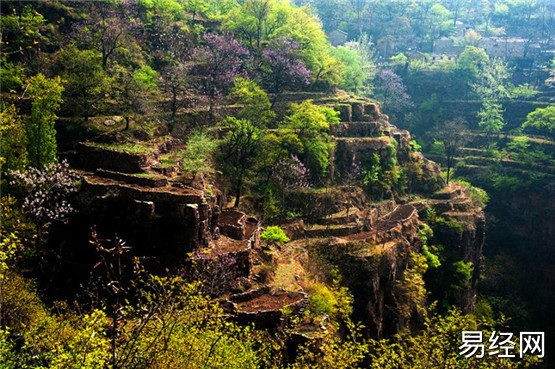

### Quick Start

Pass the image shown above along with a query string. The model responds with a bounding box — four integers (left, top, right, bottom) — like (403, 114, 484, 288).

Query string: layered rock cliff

(67, 97, 485, 339)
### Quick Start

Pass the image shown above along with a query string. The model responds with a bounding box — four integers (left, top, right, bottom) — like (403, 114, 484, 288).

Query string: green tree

(0, 5, 46, 76)
(160, 62, 189, 122)
(477, 100, 505, 144)
(279, 101, 339, 182)
(25, 74, 64, 168)
(472, 58, 511, 101)
(224, 0, 273, 48)
(454, 46, 489, 84)
(59, 46, 109, 121)
(112, 65, 158, 130)
(245, 0, 273, 48)
(1, 104, 27, 171)
(437, 118, 469, 184)
(184, 0, 210, 25)
(522, 105, 555, 140)
(181, 130, 218, 180)
(230, 78, 275, 125)
(345, 33, 377, 94)
(332, 46, 365, 93)
(222, 117, 264, 207)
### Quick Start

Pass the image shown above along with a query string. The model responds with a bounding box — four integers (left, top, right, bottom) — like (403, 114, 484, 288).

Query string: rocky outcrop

(75, 142, 152, 173)
(78, 174, 221, 263)
(326, 99, 445, 192)
(414, 184, 486, 313)
(95, 169, 169, 187)
(74, 138, 181, 174)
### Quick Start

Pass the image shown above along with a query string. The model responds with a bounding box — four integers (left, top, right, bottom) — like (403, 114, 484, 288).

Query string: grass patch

(131, 172, 159, 178)
(159, 155, 178, 168)
(86, 141, 153, 154)
(273, 261, 301, 291)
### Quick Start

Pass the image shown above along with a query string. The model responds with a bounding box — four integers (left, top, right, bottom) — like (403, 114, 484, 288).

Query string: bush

(307, 281, 353, 321)
(450, 260, 473, 291)
(260, 226, 289, 247)
(0, 271, 47, 333)
(181, 130, 218, 179)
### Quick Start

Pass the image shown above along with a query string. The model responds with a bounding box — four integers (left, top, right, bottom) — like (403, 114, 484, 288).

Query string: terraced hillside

(427, 129, 555, 351)
(52, 97, 486, 341)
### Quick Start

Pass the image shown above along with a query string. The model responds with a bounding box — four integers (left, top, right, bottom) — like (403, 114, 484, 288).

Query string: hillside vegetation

(1, 0, 552, 367)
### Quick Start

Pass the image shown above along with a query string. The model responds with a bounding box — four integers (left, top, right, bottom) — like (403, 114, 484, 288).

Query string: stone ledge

(95, 169, 168, 187)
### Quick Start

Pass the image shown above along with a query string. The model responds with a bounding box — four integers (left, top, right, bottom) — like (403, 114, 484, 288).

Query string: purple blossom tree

(261, 37, 311, 107)
(194, 32, 249, 118)
(8, 160, 79, 247)
(149, 24, 194, 64)
(71, 1, 141, 70)
(190, 248, 237, 296)
(161, 62, 191, 121)
(272, 154, 311, 190)
(375, 70, 414, 123)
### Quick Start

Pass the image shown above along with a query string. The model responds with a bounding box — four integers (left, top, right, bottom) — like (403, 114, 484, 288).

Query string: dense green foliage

(369, 310, 540, 368)
(181, 130, 219, 179)
(279, 101, 339, 181)
(25, 74, 64, 168)
(0, 0, 552, 367)
(260, 226, 290, 245)
(523, 106, 555, 139)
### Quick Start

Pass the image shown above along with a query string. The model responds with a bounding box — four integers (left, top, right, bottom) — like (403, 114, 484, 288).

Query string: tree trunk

(234, 176, 242, 207)
(171, 93, 177, 121)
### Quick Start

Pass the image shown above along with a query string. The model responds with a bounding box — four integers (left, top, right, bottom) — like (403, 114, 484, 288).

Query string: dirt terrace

(237, 292, 304, 313)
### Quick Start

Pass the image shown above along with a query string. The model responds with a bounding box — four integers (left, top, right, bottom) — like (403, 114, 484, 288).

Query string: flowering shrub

(8, 160, 79, 225)
(272, 154, 311, 190)
(190, 248, 238, 296)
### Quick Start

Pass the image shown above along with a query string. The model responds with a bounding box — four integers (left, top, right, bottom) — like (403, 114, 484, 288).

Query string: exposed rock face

(425, 185, 486, 313)
(76, 143, 152, 173)
(444, 210, 486, 313)
(328, 99, 445, 192)
(78, 175, 221, 264)
(74, 138, 181, 173)
(339, 205, 423, 338)
(95, 169, 169, 187)
(413, 184, 486, 313)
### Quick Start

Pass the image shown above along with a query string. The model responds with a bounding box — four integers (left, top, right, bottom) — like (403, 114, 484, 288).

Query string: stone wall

(76, 143, 151, 173)
(78, 176, 222, 263)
